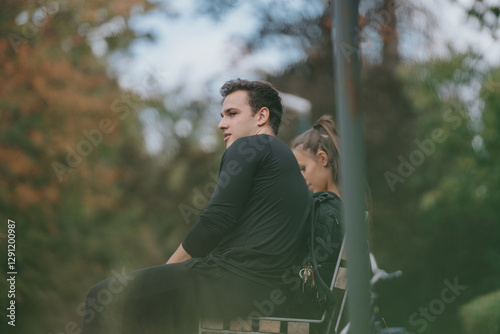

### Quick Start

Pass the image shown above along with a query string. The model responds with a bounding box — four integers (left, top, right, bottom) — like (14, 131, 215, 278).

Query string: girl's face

(293, 149, 333, 193)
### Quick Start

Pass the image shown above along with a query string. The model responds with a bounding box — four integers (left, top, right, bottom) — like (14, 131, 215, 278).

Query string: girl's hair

(292, 115, 340, 187)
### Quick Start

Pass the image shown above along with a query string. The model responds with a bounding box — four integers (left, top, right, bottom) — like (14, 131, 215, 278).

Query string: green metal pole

(332, 1, 371, 333)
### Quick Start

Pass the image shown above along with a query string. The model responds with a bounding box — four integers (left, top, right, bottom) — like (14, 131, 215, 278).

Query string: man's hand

(166, 243, 193, 264)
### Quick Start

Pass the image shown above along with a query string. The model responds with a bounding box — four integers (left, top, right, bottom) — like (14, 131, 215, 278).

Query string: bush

(460, 289, 500, 334)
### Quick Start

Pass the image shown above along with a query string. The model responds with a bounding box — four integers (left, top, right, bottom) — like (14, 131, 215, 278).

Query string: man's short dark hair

(220, 79, 283, 135)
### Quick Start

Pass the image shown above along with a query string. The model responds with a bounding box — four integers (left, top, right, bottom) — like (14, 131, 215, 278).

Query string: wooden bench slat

(258, 320, 281, 333)
(200, 319, 310, 334)
(334, 266, 348, 289)
(201, 319, 224, 330)
(229, 318, 253, 331)
(288, 322, 309, 334)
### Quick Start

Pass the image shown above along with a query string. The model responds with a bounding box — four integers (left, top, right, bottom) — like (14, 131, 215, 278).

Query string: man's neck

(255, 126, 276, 137)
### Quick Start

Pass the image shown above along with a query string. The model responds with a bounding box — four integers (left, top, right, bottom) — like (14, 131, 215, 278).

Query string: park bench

(199, 238, 348, 334)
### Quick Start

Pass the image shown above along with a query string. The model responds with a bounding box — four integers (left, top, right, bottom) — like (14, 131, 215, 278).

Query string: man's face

(218, 90, 260, 149)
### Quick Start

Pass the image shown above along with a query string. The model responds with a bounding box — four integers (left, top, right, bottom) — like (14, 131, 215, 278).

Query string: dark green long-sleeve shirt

(182, 134, 312, 286)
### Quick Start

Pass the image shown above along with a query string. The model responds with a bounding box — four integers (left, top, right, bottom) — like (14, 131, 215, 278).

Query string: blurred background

(1, 0, 499, 333)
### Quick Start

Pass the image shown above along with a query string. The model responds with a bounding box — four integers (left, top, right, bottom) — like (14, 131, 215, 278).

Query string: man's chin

(225, 138, 235, 149)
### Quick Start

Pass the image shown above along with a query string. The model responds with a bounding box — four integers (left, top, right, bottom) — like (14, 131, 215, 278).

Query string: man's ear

(256, 107, 270, 127)
(317, 150, 329, 167)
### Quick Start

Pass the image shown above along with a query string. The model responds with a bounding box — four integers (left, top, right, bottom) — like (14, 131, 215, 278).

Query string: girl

(292, 114, 341, 196)
(287, 115, 343, 322)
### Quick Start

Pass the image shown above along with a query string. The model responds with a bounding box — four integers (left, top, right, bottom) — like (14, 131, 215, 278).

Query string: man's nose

(218, 117, 227, 130)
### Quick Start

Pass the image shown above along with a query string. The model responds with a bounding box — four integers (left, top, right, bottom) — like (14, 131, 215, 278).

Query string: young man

(82, 79, 311, 334)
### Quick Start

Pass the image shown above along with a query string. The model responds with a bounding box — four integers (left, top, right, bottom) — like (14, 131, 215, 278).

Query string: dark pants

(81, 259, 289, 334)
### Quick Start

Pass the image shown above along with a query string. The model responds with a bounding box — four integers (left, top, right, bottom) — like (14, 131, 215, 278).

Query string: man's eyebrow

(220, 108, 236, 117)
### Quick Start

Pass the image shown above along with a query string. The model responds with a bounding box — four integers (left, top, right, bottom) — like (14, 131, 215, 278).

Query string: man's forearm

(166, 243, 192, 264)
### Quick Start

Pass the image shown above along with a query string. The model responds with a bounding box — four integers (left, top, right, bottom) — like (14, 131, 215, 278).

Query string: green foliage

(460, 289, 500, 334)
(0, 1, 222, 333)
(370, 58, 500, 334)
(2, 1, 499, 334)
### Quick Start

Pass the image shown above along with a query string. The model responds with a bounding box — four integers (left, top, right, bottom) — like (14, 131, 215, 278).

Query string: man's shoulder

(230, 134, 278, 146)
(225, 134, 285, 158)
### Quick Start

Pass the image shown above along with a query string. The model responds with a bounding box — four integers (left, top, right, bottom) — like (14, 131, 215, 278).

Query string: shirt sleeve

(182, 136, 267, 258)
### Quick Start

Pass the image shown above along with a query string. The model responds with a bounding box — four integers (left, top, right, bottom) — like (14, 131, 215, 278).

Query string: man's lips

(223, 133, 231, 142)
